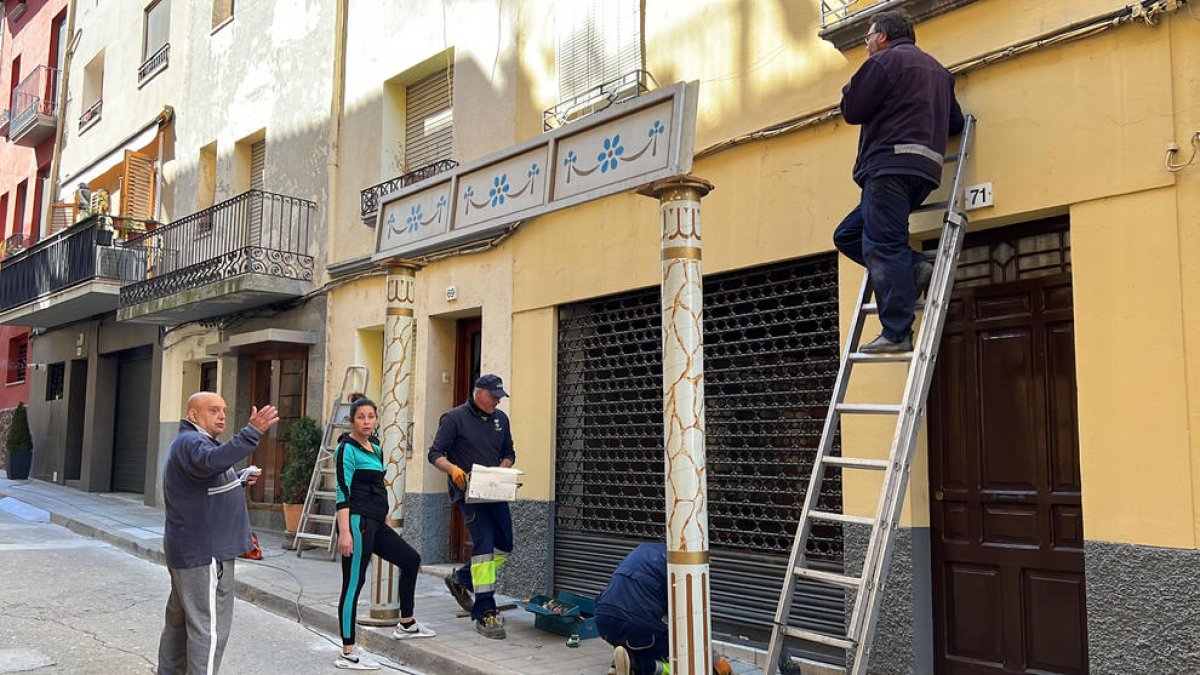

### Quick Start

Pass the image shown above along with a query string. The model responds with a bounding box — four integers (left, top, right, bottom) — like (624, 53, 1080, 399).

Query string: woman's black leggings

(338, 514, 421, 645)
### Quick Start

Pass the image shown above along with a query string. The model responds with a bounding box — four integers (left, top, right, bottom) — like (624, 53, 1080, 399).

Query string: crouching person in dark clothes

(595, 543, 732, 675)
(158, 392, 278, 675)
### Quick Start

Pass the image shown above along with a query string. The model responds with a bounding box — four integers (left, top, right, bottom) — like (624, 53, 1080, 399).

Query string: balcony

(78, 99, 102, 132)
(119, 189, 315, 325)
(0, 108, 9, 137)
(9, 65, 59, 147)
(818, 0, 982, 50)
(0, 217, 146, 329)
(542, 69, 655, 132)
(138, 43, 170, 85)
(359, 159, 457, 222)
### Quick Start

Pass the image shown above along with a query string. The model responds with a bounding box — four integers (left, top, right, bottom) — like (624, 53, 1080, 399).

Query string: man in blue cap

(428, 373, 516, 639)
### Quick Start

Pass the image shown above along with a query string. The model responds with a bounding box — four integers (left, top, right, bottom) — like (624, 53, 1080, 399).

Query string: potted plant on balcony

(5, 402, 33, 480)
(279, 415, 321, 533)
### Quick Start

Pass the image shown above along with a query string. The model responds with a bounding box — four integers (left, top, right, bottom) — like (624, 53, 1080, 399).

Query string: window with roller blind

(556, 0, 642, 102)
(404, 67, 453, 172)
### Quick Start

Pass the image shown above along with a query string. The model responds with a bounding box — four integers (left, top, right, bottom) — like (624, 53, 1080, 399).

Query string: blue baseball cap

(474, 373, 509, 398)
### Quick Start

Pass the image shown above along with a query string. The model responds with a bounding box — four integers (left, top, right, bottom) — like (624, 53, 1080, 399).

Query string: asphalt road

(0, 506, 420, 674)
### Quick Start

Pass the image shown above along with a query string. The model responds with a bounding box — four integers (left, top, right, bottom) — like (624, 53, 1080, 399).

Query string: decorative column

(364, 262, 419, 625)
(641, 176, 715, 675)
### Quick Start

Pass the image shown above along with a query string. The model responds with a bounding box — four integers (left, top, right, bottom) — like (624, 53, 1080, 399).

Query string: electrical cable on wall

(1165, 131, 1200, 172)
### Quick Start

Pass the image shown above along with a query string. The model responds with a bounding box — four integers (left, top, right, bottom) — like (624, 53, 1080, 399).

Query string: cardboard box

(465, 464, 523, 503)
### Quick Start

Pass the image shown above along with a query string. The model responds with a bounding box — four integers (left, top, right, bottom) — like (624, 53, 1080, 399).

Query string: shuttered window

(250, 140, 265, 191)
(404, 68, 453, 172)
(557, 0, 642, 102)
(121, 150, 157, 220)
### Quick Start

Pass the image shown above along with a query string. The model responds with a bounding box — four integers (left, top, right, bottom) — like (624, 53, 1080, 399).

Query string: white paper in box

(466, 464, 523, 503)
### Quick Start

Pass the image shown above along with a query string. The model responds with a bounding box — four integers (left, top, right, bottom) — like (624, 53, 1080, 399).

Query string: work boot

(444, 572, 474, 613)
(475, 611, 506, 640)
(859, 334, 912, 354)
(613, 646, 631, 675)
(913, 260, 934, 299)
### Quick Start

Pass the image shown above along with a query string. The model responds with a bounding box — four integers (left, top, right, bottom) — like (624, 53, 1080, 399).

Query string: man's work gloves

(450, 465, 468, 490)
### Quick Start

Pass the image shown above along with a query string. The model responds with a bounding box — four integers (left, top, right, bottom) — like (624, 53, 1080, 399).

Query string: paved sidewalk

(0, 475, 765, 675)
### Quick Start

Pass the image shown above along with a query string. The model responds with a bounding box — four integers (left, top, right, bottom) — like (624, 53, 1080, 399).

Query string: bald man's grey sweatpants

(157, 558, 235, 675)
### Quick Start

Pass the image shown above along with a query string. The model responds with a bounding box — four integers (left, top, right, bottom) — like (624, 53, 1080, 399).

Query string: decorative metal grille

(953, 227, 1071, 287)
(360, 159, 458, 221)
(556, 253, 843, 560)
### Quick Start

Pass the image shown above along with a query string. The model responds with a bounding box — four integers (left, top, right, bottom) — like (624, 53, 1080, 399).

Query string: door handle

(933, 490, 944, 502)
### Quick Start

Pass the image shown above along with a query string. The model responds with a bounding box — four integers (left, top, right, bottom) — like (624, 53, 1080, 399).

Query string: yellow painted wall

(1072, 188, 1194, 548)
(331, 1, 1200, 549)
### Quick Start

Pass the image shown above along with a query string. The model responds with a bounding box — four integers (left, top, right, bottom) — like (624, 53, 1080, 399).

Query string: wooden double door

(928, 223, 1088, 674)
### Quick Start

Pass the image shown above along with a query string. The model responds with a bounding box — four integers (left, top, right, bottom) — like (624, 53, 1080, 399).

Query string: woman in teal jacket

(334, 396, 433, 671)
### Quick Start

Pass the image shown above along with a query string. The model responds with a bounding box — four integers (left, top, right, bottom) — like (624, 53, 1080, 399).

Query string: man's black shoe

(860, 334, 913, 354)
(444, 572, 474, 613)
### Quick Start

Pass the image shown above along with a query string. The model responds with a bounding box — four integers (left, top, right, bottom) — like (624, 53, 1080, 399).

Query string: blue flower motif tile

(598, 134, 624, 173)
(563, 151, 577, 167)
(649, 120, 665, 137)
(405, 204, 423, 232)
(488, 174, 510, 207)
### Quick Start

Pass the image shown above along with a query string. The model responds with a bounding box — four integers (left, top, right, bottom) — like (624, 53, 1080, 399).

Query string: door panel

(449, 317, 481, 564)
(248, 352, 306, 502)
(929, 223, 1086, 675)
(112, 347, 152, 493)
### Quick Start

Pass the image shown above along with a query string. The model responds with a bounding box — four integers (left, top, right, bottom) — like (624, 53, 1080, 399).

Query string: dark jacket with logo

(334, 434, 390, 522)
(841, 37, 964, 187)
(427, 398, 516, 502)
(162, 420, 260, 569)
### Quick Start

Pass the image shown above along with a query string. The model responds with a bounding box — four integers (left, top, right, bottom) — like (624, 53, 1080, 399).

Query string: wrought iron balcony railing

(120, 189, 315, 308)
(542, 70, 656, 132)
(0, 218, 142, 313)
(138, 43, 170, 84)
(79, 99, 103, 130)
(359, 159, 458, 221)
(9, 65, 59, 133)
(0, 108, 9, 136)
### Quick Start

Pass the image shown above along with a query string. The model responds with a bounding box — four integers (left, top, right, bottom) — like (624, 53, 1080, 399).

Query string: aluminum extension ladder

(293, 365, 370, 559)
(766, 115, 976, 675)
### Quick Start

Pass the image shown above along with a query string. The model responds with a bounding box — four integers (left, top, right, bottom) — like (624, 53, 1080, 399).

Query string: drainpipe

(326, 0, 347, 270)
(44, 0, 79, 239)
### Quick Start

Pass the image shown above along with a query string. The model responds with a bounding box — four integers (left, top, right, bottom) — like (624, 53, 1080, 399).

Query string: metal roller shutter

(405, 68, 453, 171)
(555, 254, 845, 664)
(112, 346, 152, 493)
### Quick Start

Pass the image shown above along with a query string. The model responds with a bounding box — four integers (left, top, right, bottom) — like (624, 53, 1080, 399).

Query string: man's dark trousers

(453, 501, 513, 620)
(833, 173, 935, 342)
(595, 613, 668, 675)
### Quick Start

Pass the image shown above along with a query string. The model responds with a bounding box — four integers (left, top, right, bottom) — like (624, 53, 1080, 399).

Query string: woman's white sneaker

(335, 646, 381, 670)
(392, 620, 436, 639)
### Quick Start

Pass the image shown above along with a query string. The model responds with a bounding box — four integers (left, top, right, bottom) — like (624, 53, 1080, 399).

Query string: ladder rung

(782, 626, 855, 650)
(305, 514, 336, 524)
(836, 403, 903, 415)
(794, 567, 861, 589)
(862, 300, 925, 315)
(848, 352, 912, 363)
(943, 153, 959, 163)
(822, 456, 890, 471)
(913, 199, 948, 214)
(320, 469, 336, 475)
(313, 491, 338, 499)
(293, 532, 333, 541)
(809, 510, 875, 527)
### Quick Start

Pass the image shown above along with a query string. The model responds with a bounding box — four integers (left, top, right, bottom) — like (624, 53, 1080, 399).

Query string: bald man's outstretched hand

(248, 405, 281, 434)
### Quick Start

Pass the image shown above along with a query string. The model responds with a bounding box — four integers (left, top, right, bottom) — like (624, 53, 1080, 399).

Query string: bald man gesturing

(158, 392, 279, 675)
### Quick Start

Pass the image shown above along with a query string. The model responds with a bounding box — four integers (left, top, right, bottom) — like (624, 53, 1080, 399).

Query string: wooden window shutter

(404, 67, 453, 171)
(121, 149, 157, 220)
(49, 203, 76, 233)
(557, 0, 642, 102)
(250, 139, 266, 191)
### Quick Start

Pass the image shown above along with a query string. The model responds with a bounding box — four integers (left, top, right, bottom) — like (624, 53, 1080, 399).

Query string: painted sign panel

(374, 80, 698, 260)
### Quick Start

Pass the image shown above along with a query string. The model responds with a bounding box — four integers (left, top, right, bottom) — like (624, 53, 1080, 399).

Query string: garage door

(555, 254, 845, 662)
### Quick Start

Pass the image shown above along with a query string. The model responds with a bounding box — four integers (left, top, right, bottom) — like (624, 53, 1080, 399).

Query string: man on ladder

(765, 10, 976, 674)
(833, 9, 964, 353)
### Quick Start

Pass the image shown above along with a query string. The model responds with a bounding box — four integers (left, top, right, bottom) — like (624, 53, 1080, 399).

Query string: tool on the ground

(294, 365, 370, 559)
(765, 115, 976, 674)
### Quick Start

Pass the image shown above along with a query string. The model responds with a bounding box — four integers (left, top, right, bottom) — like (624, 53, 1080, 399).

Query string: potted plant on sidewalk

(5, 402, 33, 480)
(279, 415, 321, 533)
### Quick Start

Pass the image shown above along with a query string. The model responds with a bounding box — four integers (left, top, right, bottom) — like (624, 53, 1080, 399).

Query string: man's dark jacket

(162, 420, 261, 568)
(841, 37, 964, 187)
(427, 398, 516, 502)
